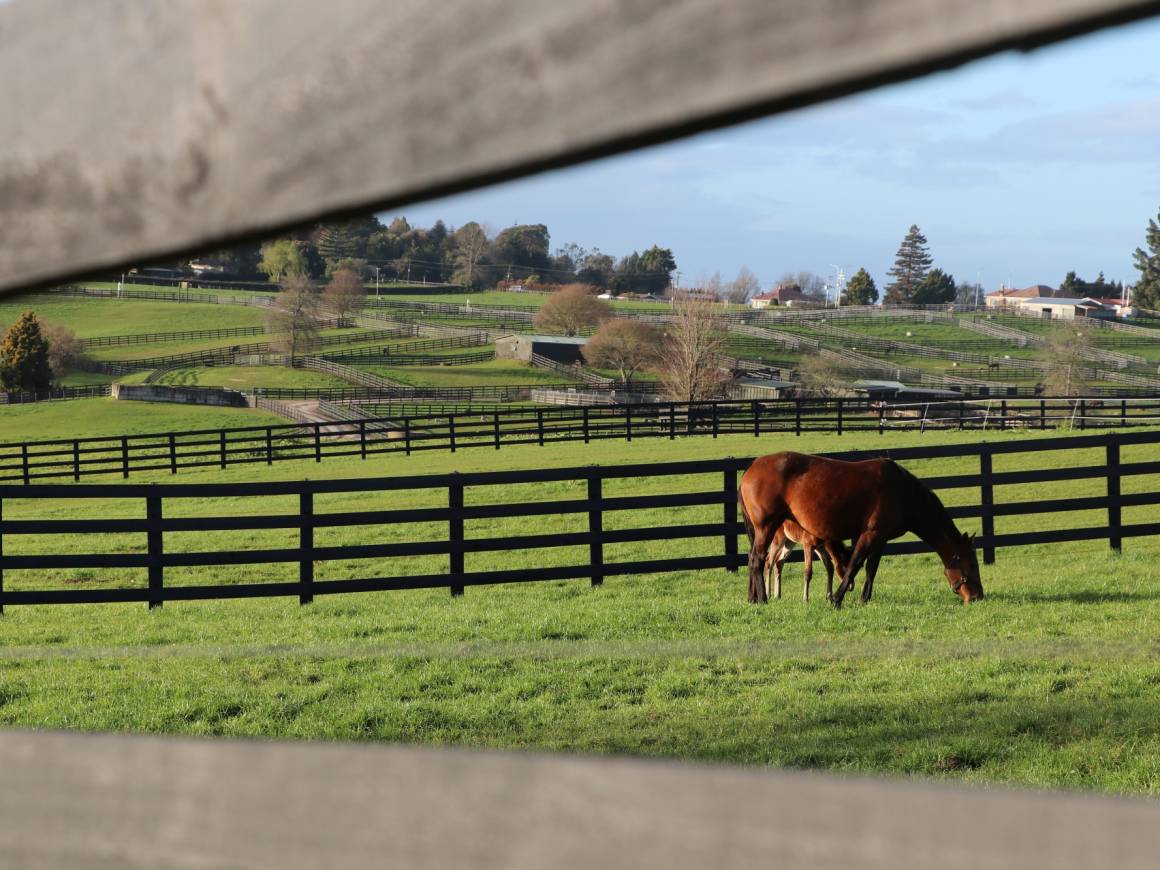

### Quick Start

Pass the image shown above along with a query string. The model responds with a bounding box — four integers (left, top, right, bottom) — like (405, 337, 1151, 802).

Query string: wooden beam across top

(0, 0, 1156, 294)
(3, 729, 1160, 870)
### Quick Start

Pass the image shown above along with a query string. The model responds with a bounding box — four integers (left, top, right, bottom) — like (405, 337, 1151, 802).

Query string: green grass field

(0, 294, 266, 337)
(354, 358, 577, 387)
(125, 365, 354, 391)
(2, 426, 1160, 794)
(0, 397, 284, 442)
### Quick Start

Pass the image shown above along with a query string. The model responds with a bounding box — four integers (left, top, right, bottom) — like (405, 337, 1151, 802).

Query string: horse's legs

(822, 540, 847, 601)
(765, 528, 788, 600)
(815, 545, 835, 603)
(748, 525, 775, 604)
(831, 532, 879, 608)
(801, 541, 815, 602)
(860, 547, 884, 603)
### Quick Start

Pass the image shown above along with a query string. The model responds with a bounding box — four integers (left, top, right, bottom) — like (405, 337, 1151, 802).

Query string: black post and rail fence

(1, 397, 1159, 484)
(0, 430, 1157, 611)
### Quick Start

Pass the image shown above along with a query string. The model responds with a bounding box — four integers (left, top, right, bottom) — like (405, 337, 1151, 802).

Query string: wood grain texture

(1, 0, 1158, 293)
(1, 729, 1158, 870)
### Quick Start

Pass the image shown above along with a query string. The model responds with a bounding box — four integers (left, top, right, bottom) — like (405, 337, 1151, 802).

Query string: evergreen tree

(911, 267, 956, 304)
(314, 222, 360, 267)
(884, 225, 933, 304)
(841, 267, 878, 305)
(1132, 207, 1160, 311)
(0, 311, 54, 392)
(1060, 270, 1085, 296)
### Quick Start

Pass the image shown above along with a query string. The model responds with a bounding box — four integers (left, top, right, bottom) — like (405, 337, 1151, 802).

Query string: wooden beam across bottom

(2, 0, 1159, 293)
(1, 729, 1158, 870)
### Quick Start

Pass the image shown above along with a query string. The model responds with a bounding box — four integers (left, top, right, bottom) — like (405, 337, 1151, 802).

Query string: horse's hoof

(830, 597, 843, 610)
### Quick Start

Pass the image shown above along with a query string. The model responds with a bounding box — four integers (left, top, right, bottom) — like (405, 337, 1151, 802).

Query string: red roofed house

(748, 285, 810, 309)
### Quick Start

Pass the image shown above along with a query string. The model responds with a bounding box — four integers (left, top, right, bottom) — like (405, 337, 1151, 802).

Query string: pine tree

(1132, 207, 1160, 311)
(911, 267, 956, 304)
(0, 311, 54, 392)
(884, 225, 933, 305)
(841, 268, 878, 305)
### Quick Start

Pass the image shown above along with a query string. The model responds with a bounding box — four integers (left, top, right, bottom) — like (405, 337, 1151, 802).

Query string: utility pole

(374, 265, 381, 298)
(974, 271, 981, 309)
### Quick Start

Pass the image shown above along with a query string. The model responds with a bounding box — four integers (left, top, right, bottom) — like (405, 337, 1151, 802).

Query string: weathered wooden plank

(1, 0, 1157, 292)
(0, 730, 1158, 870)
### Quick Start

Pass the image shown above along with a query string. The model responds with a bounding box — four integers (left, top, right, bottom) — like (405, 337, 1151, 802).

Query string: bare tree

(41, 322, 86, 381)
(726, 266, 760, 304)
(451, 221, 491, 288)
(794, 353, 851, 397)
(267, 275, 322, 360)
(1040, 322, 1092, 396)
(532, 284, 613, 336)
(582, 319, 660, 387)
(322, 269, 366, 326)
(657, 299, 732, 401)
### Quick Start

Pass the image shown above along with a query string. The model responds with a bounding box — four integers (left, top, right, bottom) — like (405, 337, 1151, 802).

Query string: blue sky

(394, 17, 1160, 293)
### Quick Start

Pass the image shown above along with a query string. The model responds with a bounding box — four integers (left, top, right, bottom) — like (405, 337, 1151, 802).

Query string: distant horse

(738, 451, 983, 606)
(759, 520, 848, 602)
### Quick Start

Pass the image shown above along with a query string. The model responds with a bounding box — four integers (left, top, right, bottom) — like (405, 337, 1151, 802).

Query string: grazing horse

(763, 521, 847, 602)
(738, 451, 983, 606)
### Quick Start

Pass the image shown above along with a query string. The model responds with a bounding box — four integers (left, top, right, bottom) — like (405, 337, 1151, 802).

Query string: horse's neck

(907, 496, 957, 565)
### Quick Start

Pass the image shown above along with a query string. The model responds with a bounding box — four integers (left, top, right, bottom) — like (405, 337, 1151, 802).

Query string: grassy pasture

(125, 365, 354, 391)
(0, 398, 284, 442)
(353, 358, 577, 387)
(2, 427, 1160, 793)
(0, 294, 266, 337)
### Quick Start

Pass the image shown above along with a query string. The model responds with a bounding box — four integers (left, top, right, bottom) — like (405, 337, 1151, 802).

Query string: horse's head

(944, 532, 983, 603)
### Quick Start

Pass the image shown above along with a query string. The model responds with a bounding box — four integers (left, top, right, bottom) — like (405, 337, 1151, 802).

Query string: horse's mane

(890, 460, 954, 534)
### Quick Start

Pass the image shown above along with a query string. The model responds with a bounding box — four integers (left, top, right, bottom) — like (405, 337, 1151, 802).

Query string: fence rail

(2, 428, 1158, 610)
(2, 396, 1159, 484)
(0, 384, 112, 404)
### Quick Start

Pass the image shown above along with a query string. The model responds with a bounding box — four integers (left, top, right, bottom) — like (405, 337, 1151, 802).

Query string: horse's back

(741, 451, 894, 538)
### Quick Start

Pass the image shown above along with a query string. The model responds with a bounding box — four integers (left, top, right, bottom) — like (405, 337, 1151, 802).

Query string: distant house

(984, 284, 1060, 308)
(494, 333, 588, 364)
(748, 286, 809, 309)
(1015, 297, 1116, 320)
(731, 378, 797, 399)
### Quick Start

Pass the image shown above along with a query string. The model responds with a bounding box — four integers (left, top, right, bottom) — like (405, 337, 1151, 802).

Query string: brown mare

(763, 520, 848, 602)
(738, 451, 983, 606)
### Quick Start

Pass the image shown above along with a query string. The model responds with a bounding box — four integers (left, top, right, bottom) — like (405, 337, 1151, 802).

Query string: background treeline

(159, 215, 677, 293)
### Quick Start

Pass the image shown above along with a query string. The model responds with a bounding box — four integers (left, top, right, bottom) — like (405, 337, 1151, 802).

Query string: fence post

(877, 403, 884, 435)
(583, 407, 590, 444)
(359, 420, 367, 459)
(723, 467, 738, 572)
(121, 437, 129, 479)
(712, 402, 719, 439)
(625, 405, 632, 442)
(537, 410, 545, 447)
(1106, 442, 1122, 553)
(1000, 399, 1008, 430)
(795, 399, 801, 436)
(1078, 399, 1086, 431)
(0, 497, 5, 615)
(979, 450, 995, 565)
(1040, 399, 1046, 430)
(404, 418, 412, 456)
(1121, 400, 1127, 427)
(494, 412, 501, 450)
(219, 430, 228, 469)
(449, 415, 457, 453)
(669, 403, 676, 440)
(588, 473, 603, 587)
(146, 491, 163, 610)
(313, 423, 322, 463)
(167, 434, 177, 474)
(299, 490, 314, 605)
(449, 475, 464, 596)
(836, 399, 844, 436)
(266, 428, 274, 465)
(958, 400, 964, 430)
(73, 440, 81, 481)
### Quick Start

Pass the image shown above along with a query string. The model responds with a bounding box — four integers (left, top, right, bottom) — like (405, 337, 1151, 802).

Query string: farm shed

(851, 380, 962, 402)
(731, 378, 797, 399)
(1012, 297, 1116, 320)
(495, 334, 588, 364)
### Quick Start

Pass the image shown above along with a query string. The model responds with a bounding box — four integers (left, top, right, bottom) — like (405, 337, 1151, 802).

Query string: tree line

(168, 214, 678, 295)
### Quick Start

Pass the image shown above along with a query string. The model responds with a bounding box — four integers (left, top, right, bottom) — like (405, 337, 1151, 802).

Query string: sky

(393, 16, 1160, 294)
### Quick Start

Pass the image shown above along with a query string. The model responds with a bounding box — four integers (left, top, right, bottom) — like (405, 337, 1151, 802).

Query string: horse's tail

(738, 486, 755, 547)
